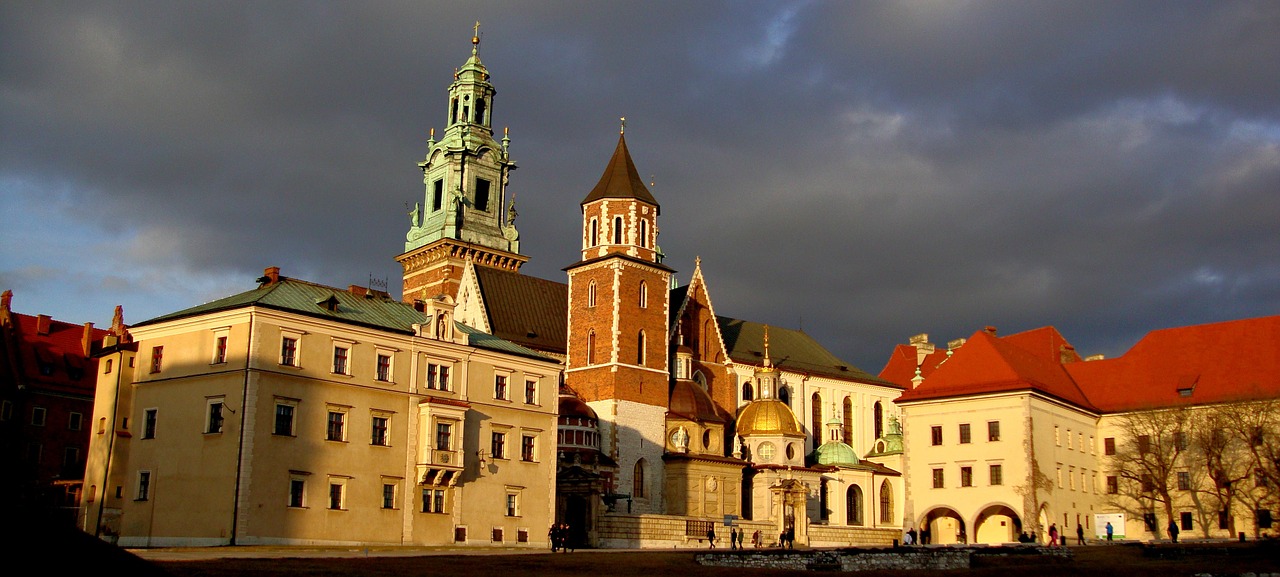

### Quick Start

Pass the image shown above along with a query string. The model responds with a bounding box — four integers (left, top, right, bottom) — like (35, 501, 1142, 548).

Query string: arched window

(637, 331, 646, 366)
(586, 331, 596, 365)
(588, 281, 597, 308)
(639, 281, 647, 308)
(613, 216, 623, 244)
(873, 401, 884, 440)
(633, 459, 646, 498)
(703, 320, 715, 356)
(847, 485, 864, 526)
(742, 382, 754, 402)
(693, 370, 707, 392)
(843, 397, 853, 446)
(640, 219, 648, 248)
(879, 480, 893, 523)
(820, 479, 830, 521)
(589, 218, 598, 247)
(811, 393, 822, 446)
(779, 386, 791, 407)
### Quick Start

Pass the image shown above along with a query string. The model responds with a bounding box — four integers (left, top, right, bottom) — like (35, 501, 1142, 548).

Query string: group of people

(1023, 522, 1094, 546)
(901, 526, 932, 546)
(708, 526, 781, 549)
(548, 523, 574, 553)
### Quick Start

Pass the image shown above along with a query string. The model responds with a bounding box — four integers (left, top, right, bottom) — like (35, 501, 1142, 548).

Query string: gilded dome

(736, 399, 802, 436)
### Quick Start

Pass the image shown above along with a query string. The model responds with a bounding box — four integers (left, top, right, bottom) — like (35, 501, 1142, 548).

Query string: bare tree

(1185, 404, 1253, 537)
(1222, 399, 1280, 538)
(1105, 407, 1191, 540)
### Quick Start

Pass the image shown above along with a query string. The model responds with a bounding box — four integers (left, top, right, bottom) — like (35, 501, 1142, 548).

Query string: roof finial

(619, 116, 626, 135)
(472, 21, 481, 51)
(763, 325, 772, 368)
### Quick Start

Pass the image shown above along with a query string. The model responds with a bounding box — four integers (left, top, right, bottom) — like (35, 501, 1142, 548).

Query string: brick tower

(565, 127, 674, 512)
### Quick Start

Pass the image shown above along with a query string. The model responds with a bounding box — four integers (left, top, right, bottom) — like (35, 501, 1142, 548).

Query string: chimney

(261, 266, 281, 285)
(412, 300, 426, 312)
(1059, 344, 1077, 364)
(908, 333, 936, 364)
(36, 314, 52, 335)
(984, 326, 997, 336)
(82, 322, 95, 357)
(1084, 354, 1105, 362)
(1, 289, 11, 312)
(947, 338, 967, 351)
(348, 285, 368, 298)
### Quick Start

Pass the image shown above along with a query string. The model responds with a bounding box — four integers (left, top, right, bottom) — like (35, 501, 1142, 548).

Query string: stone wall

(696, 546, 1072, 572)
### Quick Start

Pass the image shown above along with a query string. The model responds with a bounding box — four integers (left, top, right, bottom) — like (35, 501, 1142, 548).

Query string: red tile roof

(877, 344, 947, 388)
(2, 312, 106, 397)
(1067, 315, 1280, 412)
(894, 329, 1097, 410)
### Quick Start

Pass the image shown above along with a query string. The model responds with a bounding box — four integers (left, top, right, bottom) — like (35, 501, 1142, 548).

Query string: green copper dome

(815, 440, 859, 467)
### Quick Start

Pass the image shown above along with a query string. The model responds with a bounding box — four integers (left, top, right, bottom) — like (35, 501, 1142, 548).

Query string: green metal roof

(134, 277, 556, 363)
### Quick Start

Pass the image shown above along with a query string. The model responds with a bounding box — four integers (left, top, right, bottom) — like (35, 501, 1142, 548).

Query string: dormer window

(316, 295, 340, 313)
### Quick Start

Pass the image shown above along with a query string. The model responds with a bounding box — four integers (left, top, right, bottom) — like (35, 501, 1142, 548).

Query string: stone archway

(1036, 503, 1051, 544)
(920, 506, 966, 545)
(973, 504, 1022, 543)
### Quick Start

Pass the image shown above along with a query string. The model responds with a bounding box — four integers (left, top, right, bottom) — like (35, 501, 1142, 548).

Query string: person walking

(1048, 523, 1058, 547)
(1167, 519, 1179, 543)
(752, 530, 761, 548)
(1076, 523, 1085, 545)
(729, 527, 737, 550)
(707, 526, 717, 548)
(737, 527, 745, 549)
(1105, 522, 1113, 542)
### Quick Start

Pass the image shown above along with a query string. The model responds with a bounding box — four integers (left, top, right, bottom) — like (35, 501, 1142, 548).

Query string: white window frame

(142, 408, 158, 439)
(205, 397, 226, 434)
(370, 410, 392, 447)
(274, 397, 299, 437)
(381, 477, 401, 510)
(211, 327, 230, 365)
(327, 476, 348, 510)
(374, 347, 397, 383)
(493, 370, 511, 401)
(68, 411, 83, 431)
(520, 430, 539, 462)
(31, 406, 46, 427)
(280, 329, 304, 367)
(326, 406, 349, 442)
(331, 337, 355, 376)
(505, 488, 521, 517)
(136, 470, 152, 501)
(288, 471, 309, 508)
(523, 377, 539, 405)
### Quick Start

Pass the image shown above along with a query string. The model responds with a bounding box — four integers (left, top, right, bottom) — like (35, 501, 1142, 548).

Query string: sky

(2, 1, 1278, 373)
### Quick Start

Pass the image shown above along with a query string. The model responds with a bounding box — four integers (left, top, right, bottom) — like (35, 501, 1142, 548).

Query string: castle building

(0, 290, 107, 524)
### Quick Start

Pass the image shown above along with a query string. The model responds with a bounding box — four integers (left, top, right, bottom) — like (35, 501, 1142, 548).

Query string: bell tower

(565, 125, 674, 511)
(398, 24, 526, 303)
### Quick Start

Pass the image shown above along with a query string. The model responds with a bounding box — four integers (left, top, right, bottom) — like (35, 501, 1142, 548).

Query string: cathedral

(402, 33, 907, 547)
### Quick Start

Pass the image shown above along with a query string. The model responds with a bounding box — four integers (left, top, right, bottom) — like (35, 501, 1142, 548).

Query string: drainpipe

(229, 313, 254, 545)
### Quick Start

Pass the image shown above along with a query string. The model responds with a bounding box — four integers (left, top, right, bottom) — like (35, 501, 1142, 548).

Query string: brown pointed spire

(581, 133, 659, 209)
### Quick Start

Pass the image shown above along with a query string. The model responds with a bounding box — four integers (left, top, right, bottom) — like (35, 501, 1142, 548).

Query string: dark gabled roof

(580, 134, 658, 209)
(0, 311, 105, 397)
(717, 316, 896, 387)
(135, 277, 556, 363)
(473, 266, 568, 355)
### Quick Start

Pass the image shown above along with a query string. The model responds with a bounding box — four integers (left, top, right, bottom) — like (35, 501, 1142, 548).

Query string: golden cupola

(735, 326, 803, 436)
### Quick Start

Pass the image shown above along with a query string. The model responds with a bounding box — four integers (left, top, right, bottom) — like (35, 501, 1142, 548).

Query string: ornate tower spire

(398, 29, 526, 302)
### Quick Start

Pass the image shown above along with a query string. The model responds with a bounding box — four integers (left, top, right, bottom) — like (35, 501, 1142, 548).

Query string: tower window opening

(613, 216, 623, 244)
(451, 98, 459, 124)
(475, 97, 487, 125)
(474, 178, 491, 212)
(589, 218, 599, 247)
(432, 179, 444, 212)
(639, 281, 648, 309)
(639, 219, 648, 248)
(637, 331, 646, 366)
(588, 281, 597, 308)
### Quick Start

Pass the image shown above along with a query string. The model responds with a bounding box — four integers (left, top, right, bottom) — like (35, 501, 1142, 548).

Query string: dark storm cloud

(1, 1, 1277, 372)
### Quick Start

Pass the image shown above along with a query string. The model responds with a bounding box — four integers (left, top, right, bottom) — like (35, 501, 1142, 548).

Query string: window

(959, 423, 971, 444)
(990, 464, 1003, 486)
(474, 178, 491, 212)
(879, 481, 893, 523)
(214, 335, 228, 364)
(633, 459, 646, 498)
(1055, 425, 1061, 446)
(1180, 512, 1193, 531)
(150, 346, 163, 373)
(613, 216, 623, 244)
(281, 336, 299, 367)
(960, 466, 973, 487)
(436, 422, 453, 450)
(636, 331, 645, 366)
(68, 412, 82, 431)
(932, 468, 944, 488)
(289, 477, 306, 508)
(326, 410, 346, 441)
(506, 492, 520, 517)
(371, 415, 390, 446)
(491, 431, 507, 460)
(639, 219, 648, 248)
(1069, 466, 1077, 490)
(1177, 471, 1190, 491)
(426, 362, 451, 391)
(1137, 434, 1151, 454)
(1057, 466, 1064, 488)
(31, 406, 46, 427)
(103, 359, 113, 374)
(422, 488, 447, 513)
(205, 399, 224, 434)
(98, 417, 106, 434)
(328, 481, 345, 510)
(1174, 431, 1188, 451)
(136, 471, 152, 501)
(332, 345, 349, 375)
(1078, 432, 1085, 452)
(587, 281, 597, 308)
(521, 434, 536, 461)
(846, 484, 864, 526)
(931, 426, 942, 446)
(63, 447, 80, 472)
(274, 402, 296, 436)
(743, 382, 754, 401)
(1219, 510, 1230, 530)
(376, 354, 392, 382)
(639, 281, 648, 308)
(873, 401, 883, 440)
(382, 483, 398, 509)
(1106, 475, 1118, 494)
(1067, 429, 1074, 449)
(1141, 474, 1154, 493)
(1258, 509, 1273, 529)
(988, 421, 1000, 442)
(141, 408, 157, 439)
(1104, 437, 1116, 455)
(432, 179, 444, 211)
(586, 331, 596, 365)
(524, 379, 537, 405)
(494, 374, 508, 400)
(1143, 512, 1158, 532)
(589, 218, 598, 247)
